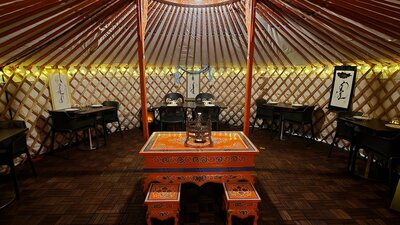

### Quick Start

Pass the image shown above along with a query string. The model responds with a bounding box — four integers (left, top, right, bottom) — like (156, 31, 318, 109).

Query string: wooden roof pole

(243, 0, 256, 136)
(136, 0, 149, 139)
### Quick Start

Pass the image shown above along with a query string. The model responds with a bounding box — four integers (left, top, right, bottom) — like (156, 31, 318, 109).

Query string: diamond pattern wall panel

(0, 64, 399, 155)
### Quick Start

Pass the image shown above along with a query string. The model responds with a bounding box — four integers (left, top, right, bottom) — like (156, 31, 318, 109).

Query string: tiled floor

(0, 128, 399, 224)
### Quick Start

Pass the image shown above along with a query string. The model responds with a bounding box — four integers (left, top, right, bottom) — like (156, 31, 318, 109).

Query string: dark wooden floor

(1, 128, 399, 225)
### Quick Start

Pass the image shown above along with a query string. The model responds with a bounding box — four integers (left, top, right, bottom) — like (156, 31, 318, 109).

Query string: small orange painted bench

(223, 182, 261, 225)
(144, 183, 181, 225)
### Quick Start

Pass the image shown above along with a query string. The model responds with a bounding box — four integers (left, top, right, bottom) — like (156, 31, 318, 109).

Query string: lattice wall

(0, 64, 399, 155)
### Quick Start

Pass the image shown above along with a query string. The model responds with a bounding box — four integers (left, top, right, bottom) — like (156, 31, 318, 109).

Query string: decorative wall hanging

(328, 66, 357, 111)
(49, 73, 72, 110)
(174, 66, 213, 100)
(187, 72, 200, 100)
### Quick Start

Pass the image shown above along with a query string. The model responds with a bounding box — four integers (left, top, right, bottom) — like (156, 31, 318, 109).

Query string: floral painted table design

(140, 131, 260, 189)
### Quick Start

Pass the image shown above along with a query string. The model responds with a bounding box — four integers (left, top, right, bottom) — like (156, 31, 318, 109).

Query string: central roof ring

(155, 0, 240, 7)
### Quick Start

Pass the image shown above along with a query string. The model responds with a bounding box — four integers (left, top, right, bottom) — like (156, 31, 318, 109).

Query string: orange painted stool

(223, 182, 261, 225)
(144, 183, 181, 225)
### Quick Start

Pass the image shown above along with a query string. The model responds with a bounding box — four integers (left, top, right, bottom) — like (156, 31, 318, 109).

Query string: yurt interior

(1, 0, 400, 224)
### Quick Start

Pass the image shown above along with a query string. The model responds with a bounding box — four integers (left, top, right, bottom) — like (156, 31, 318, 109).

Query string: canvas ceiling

(0, 0, 399, 69)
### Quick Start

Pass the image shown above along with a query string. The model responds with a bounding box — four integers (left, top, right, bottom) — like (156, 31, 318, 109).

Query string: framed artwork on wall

(49, 73, 72, 110)
(328, 66, 357, 111)
(186, 73, 200, 100)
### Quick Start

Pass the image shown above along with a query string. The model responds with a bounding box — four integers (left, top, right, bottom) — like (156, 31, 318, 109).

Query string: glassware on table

(390, 117, 399, 125)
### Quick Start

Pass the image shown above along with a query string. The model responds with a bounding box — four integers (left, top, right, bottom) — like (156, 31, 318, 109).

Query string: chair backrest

(254, 98, 273, 117)
(195, 106, 220, 122)
(304, 106, 315, 118)
(255, 98, 267, 107)
(49, 111, 95, 131)
(195, 93, 215, 103)
(299, 106, 315, 122)
(164, 93, 184, 104)
(159, 106, 186, 123)
(102, 101, 119, 108)
(102, 101, 119, 122)
(335, 111, 363, 140)
(0, 120, 27, 155)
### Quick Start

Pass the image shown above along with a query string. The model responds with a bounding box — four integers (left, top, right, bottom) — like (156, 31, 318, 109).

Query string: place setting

(291, 103, 303, 107)
(268, 101, 278, 105)
(64, 108, 80, 112)
(202, 100, 215, 106)
(386, 117, 400, 129)
(166, 100, 178, 106)
(352, 114, 372, 120)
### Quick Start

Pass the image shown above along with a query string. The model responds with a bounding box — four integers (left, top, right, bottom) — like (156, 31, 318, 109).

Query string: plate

(292, 103, 303, 107)
(353, 115, 371, 120)
(65, 108, 79, 112)
(385, 123, 400, 129)
(268, 101, 278, 104)
(205, 104, 215, 106)
(91, 104, 103, 108)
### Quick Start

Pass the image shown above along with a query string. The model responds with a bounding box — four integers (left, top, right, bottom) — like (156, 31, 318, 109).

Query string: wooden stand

(184, 115, 213, 147)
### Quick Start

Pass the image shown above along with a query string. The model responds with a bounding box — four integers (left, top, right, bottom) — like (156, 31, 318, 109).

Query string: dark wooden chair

(251, 98, 279, 133)
(195, 93, 215, 103)
(352, 132, 400, 187)
(48, 111, 96, 152)
(282, 105, 316, 139)
(102, 101, 122, 135)
(164, 93, 184, 104)
(0, 120, 37, 200)
(328, 111, 363, 157)
(194, 105, 221, 130)
(159, 106, 186, 131)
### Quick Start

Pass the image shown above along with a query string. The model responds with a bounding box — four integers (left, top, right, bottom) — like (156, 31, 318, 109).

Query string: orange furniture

(139, 131, 260, 190)
(223, 182, 261, 225)
(144, 183, 181, 225)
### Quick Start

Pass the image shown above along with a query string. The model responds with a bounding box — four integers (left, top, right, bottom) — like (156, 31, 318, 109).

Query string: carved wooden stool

(223, 182, 261, 225)
(144, 183, 181, 225)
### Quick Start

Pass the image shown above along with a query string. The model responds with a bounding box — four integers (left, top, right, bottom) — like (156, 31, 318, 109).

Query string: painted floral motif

(232, 202, 253, 207)
(152, 155, 248, 164)
(147, 184, 180, 201)
(148, 174, 253, 187)
(146, 132, 256, 152)
(224, 183, 260, 200)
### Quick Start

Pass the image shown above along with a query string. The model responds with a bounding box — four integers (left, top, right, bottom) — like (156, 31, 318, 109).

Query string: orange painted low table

(144, 183, 181, 225)
(223, 182, 261, 225)
(139, 131, 260, 189)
